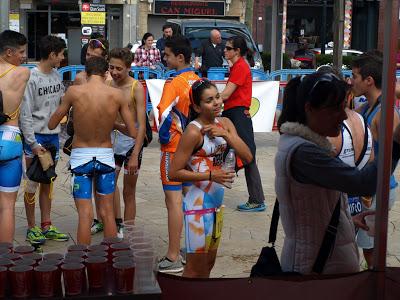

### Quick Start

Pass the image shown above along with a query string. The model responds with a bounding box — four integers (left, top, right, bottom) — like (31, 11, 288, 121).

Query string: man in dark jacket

(195, 29, 225, 74)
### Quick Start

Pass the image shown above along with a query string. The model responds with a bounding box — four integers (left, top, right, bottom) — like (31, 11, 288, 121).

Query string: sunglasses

(225, 46, 235, 51)
(190, 78, 211, 103)
(89, 39, 106, 50)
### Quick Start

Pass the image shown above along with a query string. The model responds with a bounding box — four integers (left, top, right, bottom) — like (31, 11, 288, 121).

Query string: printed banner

(145, 80, 279, 133)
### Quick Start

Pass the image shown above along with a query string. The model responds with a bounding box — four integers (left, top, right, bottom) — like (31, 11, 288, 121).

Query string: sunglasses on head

(89, 39, 106, 50)
(192, 78, 211, 91)
(303, 73, 341, 97)
(225, 46, 235, 51)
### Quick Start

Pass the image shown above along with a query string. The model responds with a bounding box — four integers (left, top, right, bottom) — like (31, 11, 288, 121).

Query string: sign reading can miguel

(154, 1, 225, 16)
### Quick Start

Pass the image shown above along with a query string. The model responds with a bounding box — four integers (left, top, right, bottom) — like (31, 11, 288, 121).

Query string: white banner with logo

(145, 80, 280, 132)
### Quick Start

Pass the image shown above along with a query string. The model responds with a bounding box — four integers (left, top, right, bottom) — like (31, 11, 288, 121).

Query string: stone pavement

(13, 132, 400, 277)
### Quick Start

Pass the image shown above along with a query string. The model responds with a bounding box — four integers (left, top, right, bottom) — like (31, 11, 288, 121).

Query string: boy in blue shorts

(20, 35, 69, 245)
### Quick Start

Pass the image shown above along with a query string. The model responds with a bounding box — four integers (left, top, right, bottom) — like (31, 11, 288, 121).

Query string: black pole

(321, 0, 327, 54)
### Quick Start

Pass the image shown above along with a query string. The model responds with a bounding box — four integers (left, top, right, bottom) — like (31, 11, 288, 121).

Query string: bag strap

(130, 79, 138, 109)
(0, 90, 3, 112)
(355, 117, 369, 166)
(268, 199, 280, 245)
(312, 198, 341, 273)
(268, 197, 341, 274)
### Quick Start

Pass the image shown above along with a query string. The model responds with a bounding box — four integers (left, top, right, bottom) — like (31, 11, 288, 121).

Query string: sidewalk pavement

(13, 132, 400, 277)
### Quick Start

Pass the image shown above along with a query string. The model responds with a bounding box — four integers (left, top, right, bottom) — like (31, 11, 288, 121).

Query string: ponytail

(277, 76, 302, 131)
(246, 49, 255, 68)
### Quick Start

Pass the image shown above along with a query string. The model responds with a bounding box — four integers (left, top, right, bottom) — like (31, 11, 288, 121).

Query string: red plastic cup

(113, 261, 135, 294)
(38, 259, 62, 295)
(9, 265, 33, 298)
(34, 265, 58, 297)
(88, 244, 109, 252)
(2, 253, 22, 261)
(112, 256, 133, 264)
(14, 245, 34, 256)
(86, 250, 108, 259)
(0, 247, 11, 257)
(22, 253, 42, 266)
(113, 249, 134, 258)
(43, 253, 63, 261)
(68, 244, 88, 252)
(63, 257, 85, 264)
(0, 266, 7, 298)
(14, 258, 35, 267)
(0, 257, 15, 269)
(0, 242, 13, 251)
(101, 237, 122, 247)
(65, 250, 86, 259)
(85, 256, 107, 289)
(109, 242, 130, 260)
(61, 263, 86, 296)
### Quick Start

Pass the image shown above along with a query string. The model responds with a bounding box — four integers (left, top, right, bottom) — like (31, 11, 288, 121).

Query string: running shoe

(117, 223, 124, 239)
(158, 256, 184, 273)
(237, 202, 266, 212)
(91, 219, 104, 235)
(26, 226, 46, 245)
(42, 225, 69, 242)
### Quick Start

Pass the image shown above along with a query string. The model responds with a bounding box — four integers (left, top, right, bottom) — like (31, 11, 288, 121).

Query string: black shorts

(114, 146, 143, 174)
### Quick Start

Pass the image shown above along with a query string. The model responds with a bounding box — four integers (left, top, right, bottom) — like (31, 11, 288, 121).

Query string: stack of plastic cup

(34, 265, 58, 297)
(9, 265, 34, 298)
(61, 263, 86, 296)
(133, 249, 159, 294)
(0, 266, 6, 298)
(85, 256, 108, 289)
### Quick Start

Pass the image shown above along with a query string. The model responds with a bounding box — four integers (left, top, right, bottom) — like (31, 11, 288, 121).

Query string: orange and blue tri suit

(157, 68, 199, 191)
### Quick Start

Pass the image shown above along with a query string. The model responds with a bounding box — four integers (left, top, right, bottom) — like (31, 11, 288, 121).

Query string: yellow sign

(81, 12, 106, 25)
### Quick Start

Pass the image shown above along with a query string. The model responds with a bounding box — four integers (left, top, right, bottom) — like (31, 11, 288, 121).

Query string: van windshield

(185, 27, 259, 58)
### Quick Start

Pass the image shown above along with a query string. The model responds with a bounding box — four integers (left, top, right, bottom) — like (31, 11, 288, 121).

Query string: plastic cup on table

(23, 253, 42, 266)
(85, 256, 108, 289)
(0, 266, 6, 298)
(68, 244, 88, 252)
(43, 253, 64, 261)
(0, 257, 15, 269)
(130, 241, 154, 256)
(133, 250, 158, 293)
(113, 261, 135, 294)
(34, 265, 58, 298)
(9, 265, 34, 298)
(87, 250, 108, 260)
(61, 263, 86, 296)
(109, 242, 130, 260)
(0, 247, 11, 257)
(63, 256, 85, 264)
(0, 242, 13, 250)
(14, 258, 36, 267)
(101, 237, 123, 247)
(38, 259, 63, 295)
(88, 244, 109, 253)
(113, 249, 134, 258)
(14, 245, 35, 256)
(113, 256, 134, 264)
(1, 253, 21, 261)
(65, 250, 87, 259)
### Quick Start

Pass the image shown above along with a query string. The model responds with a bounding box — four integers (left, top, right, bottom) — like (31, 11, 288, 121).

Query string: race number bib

(348, 196, 362, 216)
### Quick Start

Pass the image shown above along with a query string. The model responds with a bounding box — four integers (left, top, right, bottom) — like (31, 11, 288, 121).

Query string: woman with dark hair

(220, 36, 265, 212)
(133, 32, 161, 69)
(275, 72, 400, 274)
(169, 78, 252, 277)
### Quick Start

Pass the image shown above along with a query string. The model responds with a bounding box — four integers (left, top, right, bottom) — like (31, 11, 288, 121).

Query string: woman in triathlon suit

(169, 79, 252, 278)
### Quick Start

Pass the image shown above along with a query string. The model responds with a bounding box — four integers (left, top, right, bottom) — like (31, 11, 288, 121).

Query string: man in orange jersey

(157, 36, 199, 273)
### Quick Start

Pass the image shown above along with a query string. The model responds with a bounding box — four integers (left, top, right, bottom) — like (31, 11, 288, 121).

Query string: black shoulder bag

(0, 90, 11, 125)
(250, 198, 341, 277)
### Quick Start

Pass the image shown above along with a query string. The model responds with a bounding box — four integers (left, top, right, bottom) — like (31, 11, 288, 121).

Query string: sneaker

(117, 223, 124, 239)
(237, 202, 266, 212)
(91, 220, 104, 235)
(158, 256, 184, 273)
(26, 226, 46, 245)
(42, 225, 69, 242)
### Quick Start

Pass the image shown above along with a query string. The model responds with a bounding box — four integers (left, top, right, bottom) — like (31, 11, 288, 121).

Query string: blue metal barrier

(130, 67, 163, 79)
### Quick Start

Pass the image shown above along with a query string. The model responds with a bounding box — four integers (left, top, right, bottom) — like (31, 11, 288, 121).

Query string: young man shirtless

(108, 48, 146, 234)
(48, 57, 137, 245)
(0, 30, 30, 243)
(72, 37, 110, 234)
